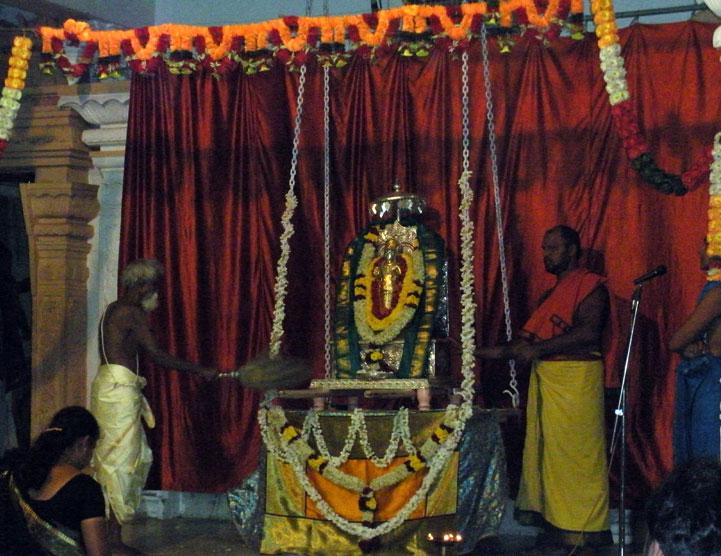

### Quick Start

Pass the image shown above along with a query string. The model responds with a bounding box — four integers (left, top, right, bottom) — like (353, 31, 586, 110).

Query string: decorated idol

(334, 185, 448, 382)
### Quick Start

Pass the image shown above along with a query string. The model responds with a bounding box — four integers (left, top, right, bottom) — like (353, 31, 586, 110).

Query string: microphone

(633, 265, 667, 286)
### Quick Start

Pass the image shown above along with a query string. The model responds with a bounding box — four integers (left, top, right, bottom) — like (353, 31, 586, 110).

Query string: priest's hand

(507, 341, 538, 364)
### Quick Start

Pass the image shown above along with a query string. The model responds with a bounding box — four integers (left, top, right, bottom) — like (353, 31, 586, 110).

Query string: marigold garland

(37, 2, 583, 78)
(591, 0, 713, 195)
(0, 36, 32, 156)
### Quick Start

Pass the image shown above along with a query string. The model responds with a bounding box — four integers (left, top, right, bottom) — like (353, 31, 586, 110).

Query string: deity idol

(333, 185, 448, 386)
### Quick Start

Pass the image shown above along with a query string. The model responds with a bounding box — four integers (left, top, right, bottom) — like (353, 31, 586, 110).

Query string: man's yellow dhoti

(90, 364, 155, 524)
(516, 359, 610, 545)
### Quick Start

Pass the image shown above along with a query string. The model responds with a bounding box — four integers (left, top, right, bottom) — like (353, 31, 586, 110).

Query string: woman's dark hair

(15, 406, 99, 491)
(647, 458, 721, 556)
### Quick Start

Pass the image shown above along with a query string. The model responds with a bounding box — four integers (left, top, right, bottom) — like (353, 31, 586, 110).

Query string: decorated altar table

(229, 408, 508, 555)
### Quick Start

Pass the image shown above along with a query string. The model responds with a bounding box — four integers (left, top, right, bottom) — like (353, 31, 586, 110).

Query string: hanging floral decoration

(0, 36, 33, 157)
(258, 402, 465, 538)
(706, 132, 721, 280)
(591, 0, 713, 196)
(37, 1, 583, 78)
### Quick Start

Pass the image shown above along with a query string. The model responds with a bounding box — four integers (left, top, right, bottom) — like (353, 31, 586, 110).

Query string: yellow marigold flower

(709, 196, 721, 208)
(593, 10, 615, 24)
(595, 22, 617, 38)
(370, 351, 383, 361)
(407, 454, 425, 472)
(433, 425, 450, 443)
(591, 0, 614, 10)
(709, 220, 721, 233)
(281, 425, 299, 443)
(598, 34, 619, 48)
(308, 455, 328, 470)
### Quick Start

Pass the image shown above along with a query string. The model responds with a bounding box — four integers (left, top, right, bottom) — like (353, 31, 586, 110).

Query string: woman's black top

(28, 473, 106, 533)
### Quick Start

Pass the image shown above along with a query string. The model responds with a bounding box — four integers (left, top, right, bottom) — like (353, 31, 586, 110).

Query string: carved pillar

(1, 84, 99, 434)
(57, 91, 129, 397)
(20, 183, 98, 429)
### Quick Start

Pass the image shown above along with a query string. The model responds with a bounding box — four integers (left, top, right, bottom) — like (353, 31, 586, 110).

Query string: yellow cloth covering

(516, 359, 610, 539)
(260, 410, 459, 555)
(90, 363, 155, 524)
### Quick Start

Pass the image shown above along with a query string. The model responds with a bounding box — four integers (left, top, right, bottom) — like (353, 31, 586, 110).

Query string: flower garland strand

(38, 2, 584, 79)
(302, 407, 417, 468)
(268, 64, 307, 357)
(258, 403, 466, 537)
(707, 131, 721, 280)
(0, 37, 33, 155)
(591, 0, 712, 195)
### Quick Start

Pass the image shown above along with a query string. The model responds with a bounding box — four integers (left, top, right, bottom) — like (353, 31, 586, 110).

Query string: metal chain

(461, 51, 470, 173)
(288, 65, 307, 206)
(323, 65, 333, 378)
(305, 0, 313, 16)
(480, 24, 519, 408)
(323, 0, 329, 17)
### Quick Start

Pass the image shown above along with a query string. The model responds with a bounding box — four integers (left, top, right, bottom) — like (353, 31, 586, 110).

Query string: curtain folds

(120, 22, 721, 497)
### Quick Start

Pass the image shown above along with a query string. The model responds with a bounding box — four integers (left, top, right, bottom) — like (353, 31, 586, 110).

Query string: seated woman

(1, 406, 110, 555)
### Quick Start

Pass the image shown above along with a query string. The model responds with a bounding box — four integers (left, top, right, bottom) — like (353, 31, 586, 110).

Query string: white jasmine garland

(709, 132, 721, 196)
(268, 189, 299, 357)
(598, 45, 629, 106)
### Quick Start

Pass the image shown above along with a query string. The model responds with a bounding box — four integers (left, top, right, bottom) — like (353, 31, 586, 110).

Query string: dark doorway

(0, 172, 33, 455)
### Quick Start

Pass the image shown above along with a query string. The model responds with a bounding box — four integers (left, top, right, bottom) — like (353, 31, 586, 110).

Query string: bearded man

(91, 259, 215, 549)
(478, 225, 612, 553)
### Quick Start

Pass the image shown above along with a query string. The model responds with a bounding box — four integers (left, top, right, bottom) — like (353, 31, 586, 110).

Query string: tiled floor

(123, 518, 640, 555)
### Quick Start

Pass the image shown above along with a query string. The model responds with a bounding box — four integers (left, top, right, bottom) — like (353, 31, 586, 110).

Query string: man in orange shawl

(478, 225, 612, 553)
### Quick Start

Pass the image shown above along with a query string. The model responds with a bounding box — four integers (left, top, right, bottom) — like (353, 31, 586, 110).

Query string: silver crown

(369, 183, 426, 221)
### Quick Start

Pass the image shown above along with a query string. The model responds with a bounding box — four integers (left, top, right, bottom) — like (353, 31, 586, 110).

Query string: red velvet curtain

(120, 21, 721, 497)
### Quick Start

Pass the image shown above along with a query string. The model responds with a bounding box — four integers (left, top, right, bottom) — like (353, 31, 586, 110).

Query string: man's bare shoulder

(107, 301, 146, 325)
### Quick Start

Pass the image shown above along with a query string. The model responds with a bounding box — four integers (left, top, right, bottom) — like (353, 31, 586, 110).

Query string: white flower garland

(301, 407, 417, 468)
(707, 132, 721, 280)
(258, 403, 466, 538)
(598, 43, 629, 107)
(269, 188, 298, 357)
(709, 132, 721, 197)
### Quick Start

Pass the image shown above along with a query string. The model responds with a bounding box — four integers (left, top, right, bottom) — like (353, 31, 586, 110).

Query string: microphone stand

(616, 284, 642, 555)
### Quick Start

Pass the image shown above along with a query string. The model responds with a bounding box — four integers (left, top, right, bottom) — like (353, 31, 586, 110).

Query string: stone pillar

(57, 89, 129, 397)
(1, 84, 99, 435)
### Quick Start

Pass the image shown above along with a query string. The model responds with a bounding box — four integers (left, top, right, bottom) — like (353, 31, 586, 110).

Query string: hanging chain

(305, 0, 313, 16)
(323, 65, 333, 378)
(289, 65, 308, 186)
(268, 65, 307, 357)
(323, 0, 329, 17)
(461, 52, 470, 173)
(480, 24, 519, 408)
